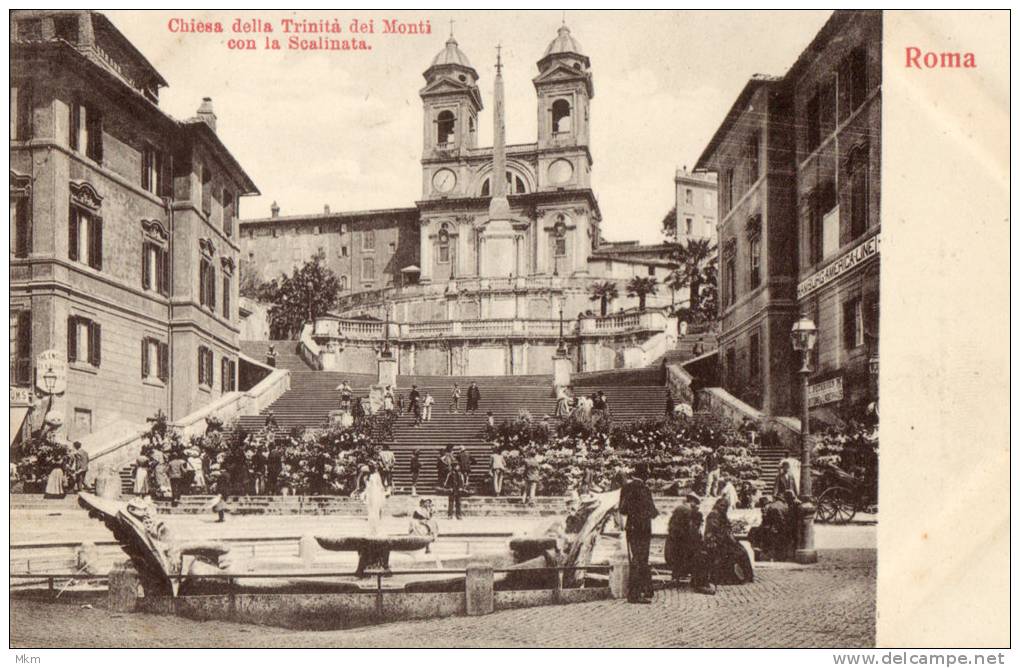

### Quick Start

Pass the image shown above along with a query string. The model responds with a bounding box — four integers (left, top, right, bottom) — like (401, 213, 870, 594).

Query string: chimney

(196, 97, 217, 132)
(324, 204, 331, 215)
(270, 201, 280, 218)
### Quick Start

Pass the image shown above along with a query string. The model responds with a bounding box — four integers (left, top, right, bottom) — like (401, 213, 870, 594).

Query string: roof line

(241, 206, 420, 224)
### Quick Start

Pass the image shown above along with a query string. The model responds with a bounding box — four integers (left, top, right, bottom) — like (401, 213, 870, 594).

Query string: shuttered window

(69, 206, 102, 270)
(67, 315, 101, 367)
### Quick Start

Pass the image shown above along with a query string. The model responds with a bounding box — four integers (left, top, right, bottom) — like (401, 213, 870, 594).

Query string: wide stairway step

(239, 340, 316, 371)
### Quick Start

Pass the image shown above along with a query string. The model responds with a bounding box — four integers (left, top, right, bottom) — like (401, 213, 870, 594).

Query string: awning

(10, 406, 29, 446)
(400, 265, 421, 273)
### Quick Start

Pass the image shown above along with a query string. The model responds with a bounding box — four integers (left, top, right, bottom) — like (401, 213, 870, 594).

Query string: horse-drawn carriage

(812, 460, 877, 524)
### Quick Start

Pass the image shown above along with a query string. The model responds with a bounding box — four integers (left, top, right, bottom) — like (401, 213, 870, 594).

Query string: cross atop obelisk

(489, 42, 510, 216)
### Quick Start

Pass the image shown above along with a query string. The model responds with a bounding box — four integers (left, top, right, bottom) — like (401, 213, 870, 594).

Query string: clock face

(548, 159, 574, 185)
(432, 168, 457, 193)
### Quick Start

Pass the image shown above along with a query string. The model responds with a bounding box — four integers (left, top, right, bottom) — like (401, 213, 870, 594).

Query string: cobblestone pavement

(11, 549, 875, 648)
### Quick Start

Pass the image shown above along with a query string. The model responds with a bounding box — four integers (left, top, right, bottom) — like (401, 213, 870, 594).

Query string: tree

(589, 281, 619, 316)
(626, 276, 659, 310)
(666, 238, 718, 324)
(661, 206, 678, 240)
(257, 253, 342, 339)
(239, 257, 263, 299)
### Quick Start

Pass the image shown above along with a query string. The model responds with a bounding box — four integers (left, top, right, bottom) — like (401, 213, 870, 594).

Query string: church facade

(240, 26, 678, 377)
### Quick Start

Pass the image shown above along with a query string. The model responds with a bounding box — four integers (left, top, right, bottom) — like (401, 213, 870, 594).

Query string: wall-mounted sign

(808, 376, 844, 408)
(10, 387, 34, 406)
(35, 349, 68, 395)
(798, 233, 880, 299)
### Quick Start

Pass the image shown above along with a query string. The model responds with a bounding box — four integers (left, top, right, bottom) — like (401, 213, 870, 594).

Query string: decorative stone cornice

(141, 219, 169, 245)
(10, 170, 31, 193)
(199, 238, 216, 258)
(70, 180, 103, 210)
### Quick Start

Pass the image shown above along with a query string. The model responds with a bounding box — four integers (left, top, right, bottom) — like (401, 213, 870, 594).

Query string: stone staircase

(224, 372, 669, 494)
(114, 369, 787, 496)
(690, 410, 788, 487)
(239, 340, 316, 371)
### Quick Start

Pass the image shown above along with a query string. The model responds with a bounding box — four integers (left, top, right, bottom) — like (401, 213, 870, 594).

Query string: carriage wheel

(818, 486, 856, 524)
(815, 486, 842, 523)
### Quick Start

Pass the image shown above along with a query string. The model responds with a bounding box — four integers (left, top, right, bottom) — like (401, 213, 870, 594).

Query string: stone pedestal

(609, 556, 630, 600)
(465, 562, 495, 616)
(299, 534, 318, 568)
(377, 352, 397, 388)
(553, 352, 572, 389)
(108, 560, 142, 612)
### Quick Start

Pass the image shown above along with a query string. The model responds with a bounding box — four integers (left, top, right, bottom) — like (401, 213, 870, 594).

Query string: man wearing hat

(618, 462, 659, 603)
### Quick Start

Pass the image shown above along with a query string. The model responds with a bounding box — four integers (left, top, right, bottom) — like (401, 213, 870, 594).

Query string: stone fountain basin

(314, 535, 433, 552)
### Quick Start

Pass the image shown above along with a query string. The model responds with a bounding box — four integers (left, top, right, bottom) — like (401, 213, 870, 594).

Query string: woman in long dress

(133, 455, 150, 495)
(363, 463, 386, 535)
(704, 496, 754, 584)
(151, 449, 172, 500)
(44, 460, 67, 499)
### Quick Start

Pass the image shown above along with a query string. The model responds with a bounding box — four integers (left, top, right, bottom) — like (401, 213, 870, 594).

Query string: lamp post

(790, 315, 818, 564)
(42, 370, 58, 412)
(381, 301, 392, 357)
(556, 307, 567, 355)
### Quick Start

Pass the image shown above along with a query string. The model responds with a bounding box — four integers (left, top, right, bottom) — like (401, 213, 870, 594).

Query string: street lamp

(42, 370, 57, 394)
(556, 307, 567, 355)
(790, 315, 818, 564)
(381, 301, 392, 357)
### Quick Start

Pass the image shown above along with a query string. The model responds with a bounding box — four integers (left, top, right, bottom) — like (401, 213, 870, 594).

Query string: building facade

(10, 10, 257, 443)
(673, 167, 718, 244)
(695, 10, 881, 421)
(238, 25, 680, 377)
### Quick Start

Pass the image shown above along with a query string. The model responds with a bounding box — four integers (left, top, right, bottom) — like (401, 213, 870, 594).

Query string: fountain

(77, 489, 622, 600)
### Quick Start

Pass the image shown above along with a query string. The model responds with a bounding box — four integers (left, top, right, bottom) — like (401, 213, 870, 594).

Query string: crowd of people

(374, 381, 485, 428)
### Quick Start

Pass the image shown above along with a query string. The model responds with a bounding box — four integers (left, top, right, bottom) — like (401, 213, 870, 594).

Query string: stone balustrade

(335, 275, 592, 313)
(312, 308, 672, 345)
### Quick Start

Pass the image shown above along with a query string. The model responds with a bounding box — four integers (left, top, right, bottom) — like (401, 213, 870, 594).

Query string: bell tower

(534, 24, 594, 151)
(420, 33, 483, 160)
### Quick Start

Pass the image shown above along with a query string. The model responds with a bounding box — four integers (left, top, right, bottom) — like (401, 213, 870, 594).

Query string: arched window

(481, 172, 527, 196)
(340, 275, 349, 291)
(468, 116, 476, 134)
(551, 99, 572, 134)
(436, 110, 455, 146)
(437, 223, 451, 264)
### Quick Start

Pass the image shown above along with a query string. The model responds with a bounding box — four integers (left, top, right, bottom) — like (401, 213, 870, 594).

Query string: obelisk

(481, 45, 516, 277)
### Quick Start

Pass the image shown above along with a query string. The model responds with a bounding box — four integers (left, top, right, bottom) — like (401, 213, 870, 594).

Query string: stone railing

(85, 365, 292, 484)
(313, 309, 673, 345)
(334, 275, 597, 314)
(298, 323, 323, 370)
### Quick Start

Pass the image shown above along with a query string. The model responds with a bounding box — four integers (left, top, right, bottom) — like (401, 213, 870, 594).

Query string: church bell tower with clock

(420, 31, 482, 200)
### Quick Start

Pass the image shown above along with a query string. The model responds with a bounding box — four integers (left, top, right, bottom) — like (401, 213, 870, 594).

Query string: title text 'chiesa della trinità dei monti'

(238, 24, 694, 379)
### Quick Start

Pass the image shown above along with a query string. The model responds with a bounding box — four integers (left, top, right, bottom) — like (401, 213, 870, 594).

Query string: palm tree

(626, 276, 659, 310)
(589, 281, 619, 317)
(666, 238, 717, 321)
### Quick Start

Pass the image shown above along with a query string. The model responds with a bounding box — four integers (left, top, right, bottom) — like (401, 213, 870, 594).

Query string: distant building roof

(241, 206, 419, 226)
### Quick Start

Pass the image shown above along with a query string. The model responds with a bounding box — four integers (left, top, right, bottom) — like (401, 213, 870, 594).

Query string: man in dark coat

(444, 462, 466, 520)
(437, 445, 455, 489)
(665, 493, 704, 582)
(750, 490, 800, 561)
(266, 443, 284, 495)
(618, 463, 659, 603)
(466, 382, 481, 414)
